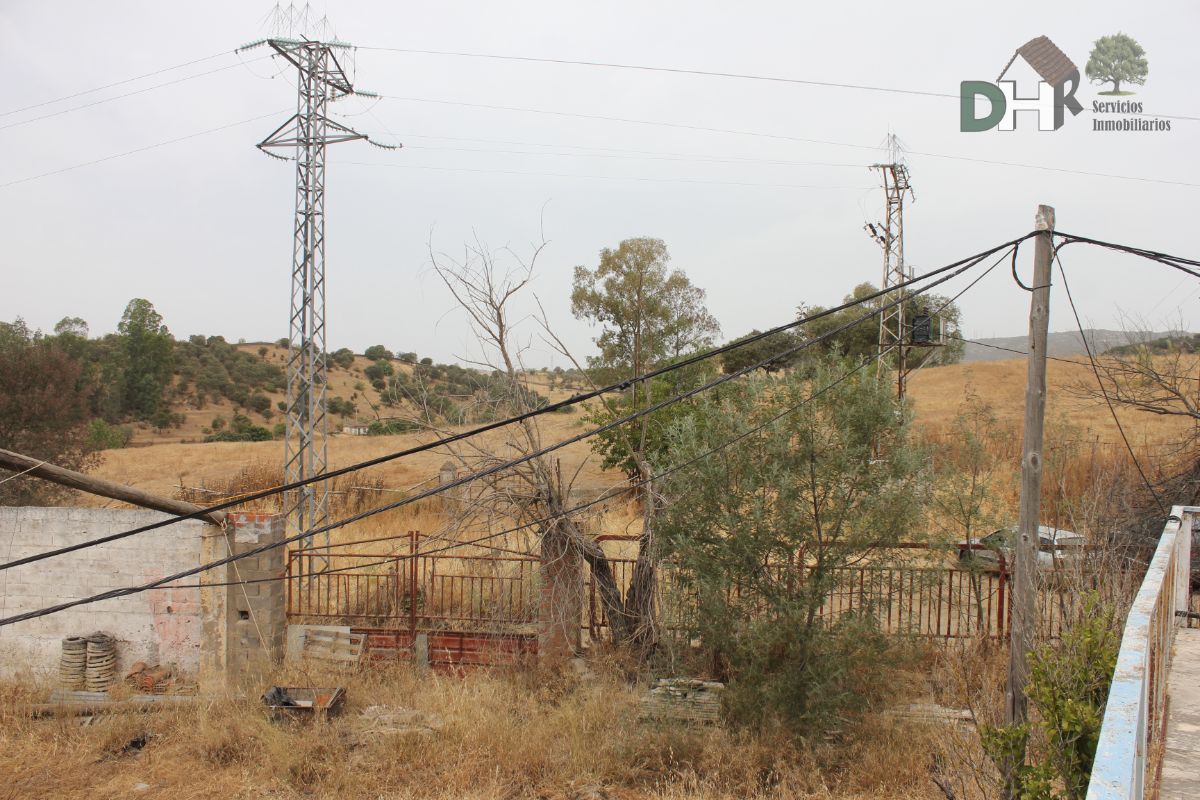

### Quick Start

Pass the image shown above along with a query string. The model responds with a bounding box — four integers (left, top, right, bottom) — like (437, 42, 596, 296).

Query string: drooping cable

(0, 248, 990, 625)
(0, 235, 1030, 572)
(1054, 251, 1168, 514)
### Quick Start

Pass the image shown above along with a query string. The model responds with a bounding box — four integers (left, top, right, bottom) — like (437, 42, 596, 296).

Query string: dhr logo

(960, 36, 1084, 132)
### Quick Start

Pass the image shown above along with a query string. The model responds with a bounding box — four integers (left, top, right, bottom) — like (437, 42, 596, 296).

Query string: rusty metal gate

(287, 532, 539, 668)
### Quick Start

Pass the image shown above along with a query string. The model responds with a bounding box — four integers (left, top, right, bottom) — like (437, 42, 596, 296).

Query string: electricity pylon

(865, 134, 914, 400)
(241, 25, 397, 565)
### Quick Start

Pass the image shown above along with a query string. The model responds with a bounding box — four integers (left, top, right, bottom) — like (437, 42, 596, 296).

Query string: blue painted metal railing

(1087, 506, 1195, 800)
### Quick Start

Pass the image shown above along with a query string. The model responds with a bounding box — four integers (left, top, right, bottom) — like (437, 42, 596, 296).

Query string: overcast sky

(1, 1, 1196, 367)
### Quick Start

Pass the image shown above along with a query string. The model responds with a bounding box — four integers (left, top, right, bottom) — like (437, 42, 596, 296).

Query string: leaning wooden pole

(0, 446, 226, 526)
(1003, 204, 1054, 795)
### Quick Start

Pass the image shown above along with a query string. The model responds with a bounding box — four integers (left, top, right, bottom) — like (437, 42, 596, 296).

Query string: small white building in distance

(342, 422, 370, 436)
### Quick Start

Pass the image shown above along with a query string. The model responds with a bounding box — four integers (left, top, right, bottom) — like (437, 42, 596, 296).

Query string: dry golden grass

(0, 663, 952, 800)
(907, 355, 1196, 446)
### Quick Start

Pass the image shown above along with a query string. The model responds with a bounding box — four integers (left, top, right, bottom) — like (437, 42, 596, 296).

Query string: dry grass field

(0, 660, 957, 800)
(8, 356, 1186, 799)
(87, 354, 1195, 528)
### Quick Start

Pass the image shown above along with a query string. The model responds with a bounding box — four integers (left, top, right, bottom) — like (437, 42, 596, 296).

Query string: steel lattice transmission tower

(865, 135, 915, 399)
(243, 25, 396, 559)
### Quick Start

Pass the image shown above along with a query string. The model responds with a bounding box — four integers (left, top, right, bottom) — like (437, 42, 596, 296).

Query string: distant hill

(962, 329, 1189, 362)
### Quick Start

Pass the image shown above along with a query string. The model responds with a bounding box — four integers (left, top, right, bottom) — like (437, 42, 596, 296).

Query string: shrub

(246, 393, 272, 415)
(364, 361, 394, 382)
(981, 594, 1119, 799)
(150, 408, 186, 431)
(364, 345, 393, 361)
(368, 419, 420, 436)
(86, 418, 133, 450)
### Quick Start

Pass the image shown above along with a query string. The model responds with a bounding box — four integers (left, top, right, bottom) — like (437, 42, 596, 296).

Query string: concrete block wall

(199, 513, 286, 690)
(0, 507, 208, 679)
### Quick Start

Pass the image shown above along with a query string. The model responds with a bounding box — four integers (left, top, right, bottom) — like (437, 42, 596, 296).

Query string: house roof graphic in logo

(997, 36, 1084, 116)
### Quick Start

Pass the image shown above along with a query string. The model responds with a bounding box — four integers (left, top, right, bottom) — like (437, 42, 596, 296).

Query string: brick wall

(0, 507, 208, 679)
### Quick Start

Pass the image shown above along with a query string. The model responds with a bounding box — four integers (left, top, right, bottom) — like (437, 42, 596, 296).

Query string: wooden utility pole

(1003, 204, 1054, 793)
(0, 447, 226, 526)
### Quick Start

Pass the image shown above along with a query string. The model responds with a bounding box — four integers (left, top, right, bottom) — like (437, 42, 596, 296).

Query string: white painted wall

(0, 507, 209, 680)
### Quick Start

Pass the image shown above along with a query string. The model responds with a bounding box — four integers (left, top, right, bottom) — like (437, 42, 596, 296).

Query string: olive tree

(657, 357, 928, 731)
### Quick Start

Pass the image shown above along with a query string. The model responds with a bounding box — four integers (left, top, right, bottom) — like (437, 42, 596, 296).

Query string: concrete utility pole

(867, 134, 915, 400)
(1004, 204, 1054, 795)
(241, 15, 397, 566)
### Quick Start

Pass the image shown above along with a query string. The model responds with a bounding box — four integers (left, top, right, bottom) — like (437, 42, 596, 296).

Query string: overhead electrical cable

(1053, 231, 1200, 278)
(0, 245, 1000, 625)
(0, 54, 275, 133)
(337, 160, 872, 190)
(0, 109, 290, 190)
(0, 49, 236, 118)
(0, 234, 1030, 574)
(175, 343, 907, 589)
(357, 46, 1200, 123)
(357, 45, 956, 99)
(1054, 252, 1169, 514)
(372, 94, 1200, 188)
(259, 250, 996, 561)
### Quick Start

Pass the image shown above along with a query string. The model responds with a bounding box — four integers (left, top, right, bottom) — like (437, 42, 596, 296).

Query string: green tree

(720, 329, 802, 375)
(364, 344, 393, 361)
(801, 283, 964, 367)
(572, 238, 720, 376)
(584, 356, 716, 479)
(572, 238, 721, 650)
(116, 298, 175, 419)
(658, 356, 927, 732)
(0, 319, 100, 504)
(1086, 33, 1148, 95)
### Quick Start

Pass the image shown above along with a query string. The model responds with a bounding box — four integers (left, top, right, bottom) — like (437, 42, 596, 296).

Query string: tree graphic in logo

(1085, 33, 1148, 95)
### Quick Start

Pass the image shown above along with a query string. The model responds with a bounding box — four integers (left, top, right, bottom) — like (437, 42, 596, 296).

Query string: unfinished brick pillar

(199, 513, 286, 692)
(539, 532, 582, 665)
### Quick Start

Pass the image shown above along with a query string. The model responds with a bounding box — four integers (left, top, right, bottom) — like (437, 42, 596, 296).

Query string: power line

(0, 235, 1028, 574)
(397, 142, 864, 169)
(1054, 231, 1200, 278)
(0, 54, 275, 133)
(0, 248, 996, 624)
(337, 159, 872, 191)
(176, 344, 906, 588)
(357, 45, 956, 100)
(275, 251, 993, 560)
(358, 46, 1200, 124)
(948, 334, 1198, 381)
(0, 110, 290, 190)
(373, 94, 1200, 189)
(0, 49, 235, 118)
(1054, 251, 1168, 514)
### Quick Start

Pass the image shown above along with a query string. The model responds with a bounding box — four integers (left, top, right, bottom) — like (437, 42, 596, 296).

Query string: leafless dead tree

(420, 229, 640, 652)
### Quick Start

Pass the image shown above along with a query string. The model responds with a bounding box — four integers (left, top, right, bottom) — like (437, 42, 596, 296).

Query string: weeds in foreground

(0, 661, 952, 800)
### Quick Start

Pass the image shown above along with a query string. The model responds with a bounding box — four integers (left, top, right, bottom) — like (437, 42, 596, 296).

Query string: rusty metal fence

(287, 532, 539, 634)
(587, 558, 1091, 641)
